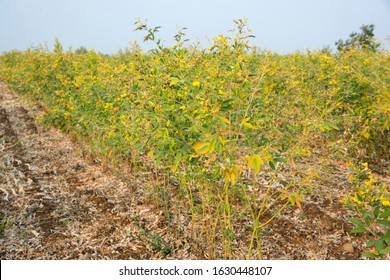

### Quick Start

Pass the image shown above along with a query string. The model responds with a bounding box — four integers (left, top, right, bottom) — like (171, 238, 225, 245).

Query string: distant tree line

(335, 24, 381, 52)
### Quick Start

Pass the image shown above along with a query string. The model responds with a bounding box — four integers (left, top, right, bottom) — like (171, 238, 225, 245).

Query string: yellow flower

(380, 196, 390, 207)
(352, 194, 361, 204)
(192, 80, 201, 88)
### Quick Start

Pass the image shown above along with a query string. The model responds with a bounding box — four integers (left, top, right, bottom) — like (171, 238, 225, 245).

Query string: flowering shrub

(341, 162, 390, 258)
(0, 19, 389, 258)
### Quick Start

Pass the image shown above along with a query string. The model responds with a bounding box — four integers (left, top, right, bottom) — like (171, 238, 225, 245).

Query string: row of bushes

(0, 24, 388, 258)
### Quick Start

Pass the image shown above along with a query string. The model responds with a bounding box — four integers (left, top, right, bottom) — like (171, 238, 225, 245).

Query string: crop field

(0, 20, 389, 259)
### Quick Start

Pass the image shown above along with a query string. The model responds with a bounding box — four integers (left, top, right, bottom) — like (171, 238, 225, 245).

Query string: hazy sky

(1, 0, 390, 53)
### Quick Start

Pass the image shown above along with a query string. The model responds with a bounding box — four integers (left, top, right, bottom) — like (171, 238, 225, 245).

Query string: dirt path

(0, 82, 191, 259)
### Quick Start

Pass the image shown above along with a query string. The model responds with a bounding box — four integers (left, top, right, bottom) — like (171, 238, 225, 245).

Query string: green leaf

(381, 231, 390, 242)
(362, 211, 374, 219)
(208, 138, 216, 154)
(379, 247, 390, 255)
(193, 142, 210, 155)
(377, 219, 390, 227)
(382, 237, 390, 245)
(367, 240, 377, 247)
(324, 121, 339, 131)
(171, 156, 182, 173)
(247, 155, 254, 168)
(273, 157, 285, 163)
(363, 215, 371, 227)
(241, 117, 255, 129)
(374, 207, 380, 218)
(379, 210, 390, 219)
(362, 252, 379, 259)
(351, 226, 366, 234)
(269, 160, 276, 170)
(169, 77, 181, 87)
(375, 240, 384, 252)
(242, 121, 254, 129)
(219, 116, 230, 125)
(348, 217, 364, 227)
(221, 99, 234, 111)
(252, 154, 264, 173)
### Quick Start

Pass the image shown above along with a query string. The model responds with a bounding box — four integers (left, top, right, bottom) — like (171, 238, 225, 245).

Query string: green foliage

(335, 24, 381, 52)
(75, 46, 88, 54)
(341, 162, 390, 259)
(0, 18, 389, 259)
(54, 37, 63, 54)
(133, 215, 172, 257)
(0, 212, 9, 238)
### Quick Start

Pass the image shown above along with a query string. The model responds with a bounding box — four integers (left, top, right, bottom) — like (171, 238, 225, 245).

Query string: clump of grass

(0, 212, 9, 238)
(133, 215, 172, 257)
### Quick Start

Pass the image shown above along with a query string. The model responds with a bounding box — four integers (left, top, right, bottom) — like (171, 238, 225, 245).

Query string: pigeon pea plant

(341, 162, 390, 259)
(0, 18, 388, 259)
